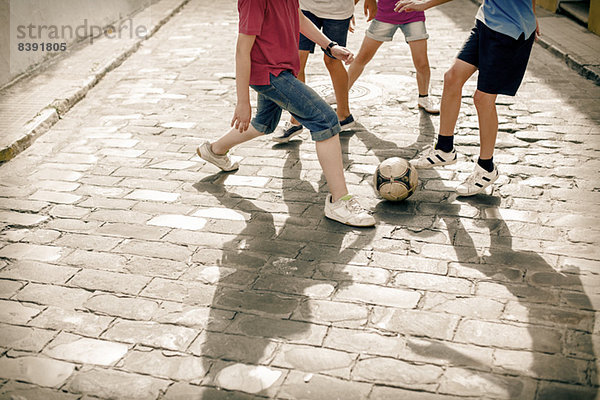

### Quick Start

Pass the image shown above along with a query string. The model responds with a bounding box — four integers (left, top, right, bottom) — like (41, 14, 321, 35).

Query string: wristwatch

(324, 41, 338, 58)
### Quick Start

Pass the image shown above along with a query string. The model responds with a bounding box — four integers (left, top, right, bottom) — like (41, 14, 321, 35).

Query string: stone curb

(469, 0, 600, 86)
(0, 0, 191, 163)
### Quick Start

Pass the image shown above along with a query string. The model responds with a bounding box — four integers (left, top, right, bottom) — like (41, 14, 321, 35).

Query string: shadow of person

(191, 140, 377, 398)
(353, 111, 598, 398)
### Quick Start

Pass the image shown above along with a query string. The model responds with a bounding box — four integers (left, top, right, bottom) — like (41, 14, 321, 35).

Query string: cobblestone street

(0, 0, 599, 398)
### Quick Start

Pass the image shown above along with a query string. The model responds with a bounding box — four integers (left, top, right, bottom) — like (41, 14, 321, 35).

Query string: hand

(349, 15, 356, 33)
(231, 101, 252, 132)
(331, 45, 355, 65)
(394, 0, 428, 12)
(534, 18, 541, 41)
(364, 0, 377, 21)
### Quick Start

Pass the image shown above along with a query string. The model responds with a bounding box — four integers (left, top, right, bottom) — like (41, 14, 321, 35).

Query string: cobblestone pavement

(0, 0, 599, 399)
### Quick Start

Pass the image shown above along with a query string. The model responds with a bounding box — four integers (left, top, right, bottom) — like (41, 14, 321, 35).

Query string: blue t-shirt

(476, 0, 536, 40)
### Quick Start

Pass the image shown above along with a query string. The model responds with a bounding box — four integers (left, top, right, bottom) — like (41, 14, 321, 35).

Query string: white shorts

(366, 19, 429, 43)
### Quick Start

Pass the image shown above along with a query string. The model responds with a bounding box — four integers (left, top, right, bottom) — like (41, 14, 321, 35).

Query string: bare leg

(211, 125, 263, 155)
(324, 56, 351, 120)
(407, 39, 431, 96)
(473, 90, 498, 159)
(290, 50, 311, 126)
(348, 36, 384, 90)
(315, 135, 348, 201)
(439, 58, 477, 137)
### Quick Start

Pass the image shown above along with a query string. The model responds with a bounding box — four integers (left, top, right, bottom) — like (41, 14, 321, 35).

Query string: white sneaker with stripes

(410, 145, 457, 169)
(456, 164, 499, 196)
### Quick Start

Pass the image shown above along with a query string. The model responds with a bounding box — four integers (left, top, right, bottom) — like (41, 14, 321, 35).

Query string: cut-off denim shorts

(250, 70, 340, 142)
(366, 19, 429, 43)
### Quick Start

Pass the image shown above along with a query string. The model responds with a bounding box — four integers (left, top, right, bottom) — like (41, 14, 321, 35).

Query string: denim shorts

(366, 19, 429, 43)
(457, 19, 535, 96)
(299, 10, 352, 58)
(250, 71, 340, 141)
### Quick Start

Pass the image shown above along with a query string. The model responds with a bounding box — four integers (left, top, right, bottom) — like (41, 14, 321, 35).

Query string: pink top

(375, 0, 425, 25)
(238, 0, 300, 85)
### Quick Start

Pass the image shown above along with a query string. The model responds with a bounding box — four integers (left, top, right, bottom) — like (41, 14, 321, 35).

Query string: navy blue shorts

(298, 10, 352, 58)
(457, 20, 535, 96)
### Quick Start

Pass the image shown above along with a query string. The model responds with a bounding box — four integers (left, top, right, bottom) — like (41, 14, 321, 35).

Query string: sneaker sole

(196, 146, 239, 171)
(272, 128, 304, 143)
(418, 104, 440, 115)
(456, 175, 499, 196)
(340, 121, 356, 131)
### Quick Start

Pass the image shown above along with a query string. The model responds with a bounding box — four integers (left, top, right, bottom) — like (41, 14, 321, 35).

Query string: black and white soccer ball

(373, 157, 418, 201)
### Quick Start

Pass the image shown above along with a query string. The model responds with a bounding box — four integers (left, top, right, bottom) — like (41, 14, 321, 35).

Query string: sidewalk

(0, 0, 599, 398)
(1, 0, 599, 164)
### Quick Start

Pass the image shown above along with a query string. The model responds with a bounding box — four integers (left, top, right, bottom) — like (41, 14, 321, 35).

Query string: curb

(0, 0, 190, 163)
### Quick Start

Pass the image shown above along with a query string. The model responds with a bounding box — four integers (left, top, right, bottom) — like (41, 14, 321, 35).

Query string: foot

(324, 194, 376, 227)
(339, 114, 356, 131)
(273, 122, 304, 143)
(456, 164, 499, 196)
(197, 141, 239, 171)
(410, 145, 457, 169)
(418, 96, 440, 114)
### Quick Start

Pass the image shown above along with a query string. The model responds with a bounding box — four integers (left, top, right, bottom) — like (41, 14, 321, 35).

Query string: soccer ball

(373, 157, 418, 201)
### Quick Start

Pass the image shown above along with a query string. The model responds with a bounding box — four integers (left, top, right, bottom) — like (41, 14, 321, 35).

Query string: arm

(364, 0, 377, 21)
(533, 0, 540, 40)
(232, 33, 255, 132)
(298, 10, 355, 64)
(394, 0, 452, 12)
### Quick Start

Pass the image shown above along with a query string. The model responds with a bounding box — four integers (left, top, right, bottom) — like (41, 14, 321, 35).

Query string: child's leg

(473, 90, 498, 159)
(348, 36, 383, 90)
(323, 56, 351, 120)
(407, 39, 431, 96)
(315, 135, 348, 201)
(439, 59, 477, 137)
(211, 125, 263, 155)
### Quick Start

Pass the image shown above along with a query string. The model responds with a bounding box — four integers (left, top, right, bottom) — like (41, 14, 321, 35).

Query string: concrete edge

(0, 0, 191, 164)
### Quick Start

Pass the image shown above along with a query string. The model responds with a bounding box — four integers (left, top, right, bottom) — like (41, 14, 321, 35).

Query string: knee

(443, 68, 462, 90)
(473, 90, 495, 109)
(412, 56, 429, 73)
(323, 55, 339, 68)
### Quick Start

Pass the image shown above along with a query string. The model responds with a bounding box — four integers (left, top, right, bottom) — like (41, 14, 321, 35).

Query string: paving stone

(292, 299, 369, 328)
(67, 368, 169, 399)
(400, 337, 495, 371)
(122, 349, 208, 381)
(152, 303, 234, 330)
(68, 269, 151, 295)
(163, 383, 265, 400)
(0, 243, 63, 262)
(0, 198, 49, 212)
(536, 381, 599, 400)
(215, 288, 299, 317)
(391, 272, 472, 294)
(278, 371, 371, 400)
(102, 320, 197, 351)
(421, 293, 505, 320)
(503, 301, 594, 332)
(29, 190, 82, 204)
(141, 277, 216, 305)
(353, 357, 443, 390)
(438, 367, 537, 399)
(0, 299, 41, 324)
(15, 283, 92, 308)
(314, 263, 389, 284)
(272, 343, 355, 379)
(0, 356, 75, 388)
(124, 256, 189, 279)
(369, 386, 467, 400)
(333, 283, 420, 308)
(0, 381, 79, 399)
(116, 240, 192, 261)
(54, 233, 122, 252)
(454, 319, 562, 353)
(253, 275, 336, 298)
(61, 249, 127, 271)
(193, 207, 247, 221)
(189, 330, 278, 364)
(226, 314, 327, 346)
(96, 222, 171, 240)
(44, 332, 128, 365)
(125, 189, 180, 202)
(29, 306, 113, 337)
(0, 279, 25, 299)
(371, 308, 460, 340)
(87, 209, 153, 224)
(0, 211, 48, 226)
(0, 324, 55, 351)
(84, 293, 159, 320)
(147, 214, 207, 230)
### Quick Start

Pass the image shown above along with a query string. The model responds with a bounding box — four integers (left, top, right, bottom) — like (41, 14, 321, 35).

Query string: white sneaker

(272, 122, 304, 143)
(456, 164, 499, 196)
(197, 141, 239, 171)
(324, 194, 376, 227)
(418, 96, 440, 114)
(410, 145, 457, 169)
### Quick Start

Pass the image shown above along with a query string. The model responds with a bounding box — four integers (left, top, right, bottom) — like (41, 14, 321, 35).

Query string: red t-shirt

(238, 0, 300, 85)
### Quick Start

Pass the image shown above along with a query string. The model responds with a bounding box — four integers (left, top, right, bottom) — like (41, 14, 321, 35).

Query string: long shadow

(352, 112, 598, 398)
(192, 140, 376, 397)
